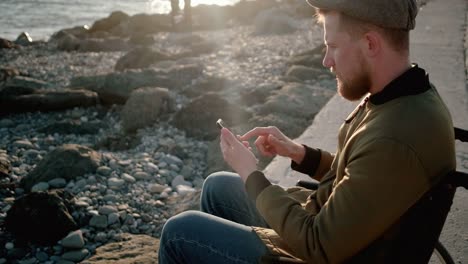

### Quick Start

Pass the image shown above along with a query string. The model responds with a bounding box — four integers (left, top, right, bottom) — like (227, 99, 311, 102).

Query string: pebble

(61, 248, 89, 262)
(107, 212, 120, 225)
(61, 230, 85, 249)
(98, 205, 118, 215)
(31, 182, 49, 192)
(107, 177, 125, 189)
(89, 215, 108, 229)
(13, 140, 35, 149)
(5, 242, 14, 250)
(122, 173, 136, 183)
(97, 166, 112, 176)
(48, 178, 67, 188)
(171, 175, 192, 188)
(134, 171, 150, 180)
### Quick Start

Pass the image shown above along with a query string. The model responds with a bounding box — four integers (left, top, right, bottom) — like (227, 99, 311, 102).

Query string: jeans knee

(202, 171, 238, 203)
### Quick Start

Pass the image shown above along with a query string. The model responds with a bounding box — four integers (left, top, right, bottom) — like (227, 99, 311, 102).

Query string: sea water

(0, 0, 238, 41)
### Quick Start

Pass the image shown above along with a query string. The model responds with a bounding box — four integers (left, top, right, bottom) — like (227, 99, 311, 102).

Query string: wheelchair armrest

(296, 180, 319, 190)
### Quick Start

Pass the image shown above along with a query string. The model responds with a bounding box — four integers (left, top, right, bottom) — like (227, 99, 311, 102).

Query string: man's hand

(240, 126, 306, 164)
(220, 128, 258, 182)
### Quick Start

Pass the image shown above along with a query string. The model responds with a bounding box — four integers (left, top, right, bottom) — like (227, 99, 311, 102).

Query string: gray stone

(20, 144, 102, 191)
(48, 178, 67, 188)
(121, 87, 175, 133)
(13, 140, 35, 149)
(108, 178, 125, 189)
(15, 32, 33, 46)
(31, 182, 49, 192)
(115, 47, 171, 71)
(121, 173, 136, 183)
(61, 248, 89, 262)
(171, 93, 252, 140)
(254, 8, 297, 35)
(108, 212, 120, 225)
(98, 205, 118, 215)
(61, 230, 85, 249)
(134, 171, 150, 180)
(89, 215, 108, 229)
(286, 65, 323, 82)
(96, 166, 112, 176)
(35, 251, 49, 262)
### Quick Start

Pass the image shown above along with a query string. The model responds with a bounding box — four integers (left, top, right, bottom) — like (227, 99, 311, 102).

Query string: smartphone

(216, 118, 227, 130)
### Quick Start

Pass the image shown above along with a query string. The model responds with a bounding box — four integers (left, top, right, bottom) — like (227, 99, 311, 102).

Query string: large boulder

(121, 87, 175, 133)
(71, 64, 203, 105)
(285, 65, 323, 82)
(20, 144, 101, 191)
(89, 11, 130, 33)
(4, 190, 77, 245)
(0, 89, 99, 116)
(111, 14, 172, 37)
(82, 234, 159, 264)
(256, 83, 333, 119)
(287, 44, 326, 68)
(171, 93, 251, 140)
(253, 8, 297, 35)
(50, 25, 90, 41)
(115, 47, 172, 71)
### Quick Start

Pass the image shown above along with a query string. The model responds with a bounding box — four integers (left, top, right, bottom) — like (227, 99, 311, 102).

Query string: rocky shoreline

(0, 1, 336, 263)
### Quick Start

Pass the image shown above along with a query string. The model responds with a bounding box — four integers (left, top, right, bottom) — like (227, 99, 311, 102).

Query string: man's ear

(361, 31, 381, 57)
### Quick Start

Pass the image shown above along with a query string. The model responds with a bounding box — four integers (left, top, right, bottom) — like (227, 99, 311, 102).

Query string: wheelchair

(283, 127, 468, 264)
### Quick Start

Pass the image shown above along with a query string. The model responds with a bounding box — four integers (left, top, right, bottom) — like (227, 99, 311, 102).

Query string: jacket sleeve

(290, 145, 334, 181)
(245, 138, 430, 263)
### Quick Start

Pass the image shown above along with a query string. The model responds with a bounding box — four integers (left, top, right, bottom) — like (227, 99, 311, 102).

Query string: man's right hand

(240, 126, 306, 164)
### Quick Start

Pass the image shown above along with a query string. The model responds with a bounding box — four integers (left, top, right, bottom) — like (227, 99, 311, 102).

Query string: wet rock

(14, 32, 33, 46)
(21, 144, 101, 191)
(254, 8, 297, 35)
(121, 87, 175, 133)
(0, 89, 99, 116)
(172, 93, 251, 140)
(31, 182, 49, 192)
(82, 234, 159, 264)
(115, 47, 172, 71)
(4, 190, 77, 245)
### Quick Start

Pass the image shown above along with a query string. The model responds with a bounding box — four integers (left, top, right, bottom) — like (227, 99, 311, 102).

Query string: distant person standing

(170, 0, 192, 30)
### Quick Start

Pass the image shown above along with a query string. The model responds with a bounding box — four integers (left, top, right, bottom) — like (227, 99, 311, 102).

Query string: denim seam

(167, 237, 254, 264)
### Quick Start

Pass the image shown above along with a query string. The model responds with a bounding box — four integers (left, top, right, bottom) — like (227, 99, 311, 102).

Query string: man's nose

(322, 52, 333, 68)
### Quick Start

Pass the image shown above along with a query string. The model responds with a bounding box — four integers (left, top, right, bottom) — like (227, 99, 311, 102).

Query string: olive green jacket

(245, 65, 456, 263)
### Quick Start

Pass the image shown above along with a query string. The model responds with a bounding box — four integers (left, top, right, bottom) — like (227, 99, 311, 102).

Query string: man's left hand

(220, 128, 258, 182)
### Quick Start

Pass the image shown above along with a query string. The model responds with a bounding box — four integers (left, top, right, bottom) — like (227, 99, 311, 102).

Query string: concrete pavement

(264, 0, 468, 262)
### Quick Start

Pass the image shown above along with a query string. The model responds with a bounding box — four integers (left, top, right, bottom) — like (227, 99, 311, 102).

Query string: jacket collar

(369, 64, 431, 105)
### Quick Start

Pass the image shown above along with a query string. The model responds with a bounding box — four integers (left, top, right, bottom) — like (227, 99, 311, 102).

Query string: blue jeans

(158, 171, 270, 264)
